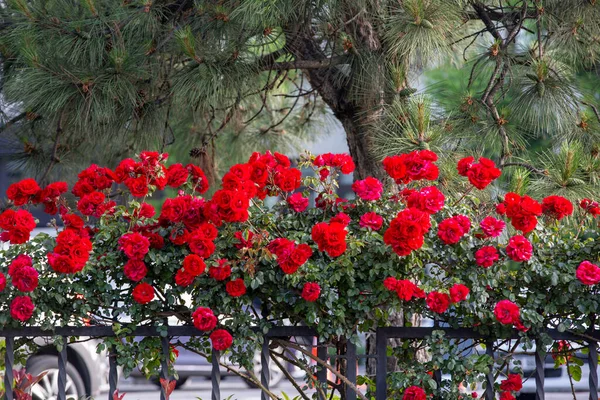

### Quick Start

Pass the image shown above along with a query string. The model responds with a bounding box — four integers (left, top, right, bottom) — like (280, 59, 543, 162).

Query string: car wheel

(151, 376, 189, 390)
(27, 355, 86, 400)
(244, 350, 286, 389)
(516, 394, 536, 400)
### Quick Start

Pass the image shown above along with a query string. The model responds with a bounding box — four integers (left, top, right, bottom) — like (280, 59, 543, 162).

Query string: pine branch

(263, 56, 348, 71)
(582, 101, 600, 124)
(0, 112, 27, 134)
(501, 162, 548, 176)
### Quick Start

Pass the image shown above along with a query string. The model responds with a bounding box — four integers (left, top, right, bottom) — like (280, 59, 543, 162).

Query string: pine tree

(1, 0, 599, 191)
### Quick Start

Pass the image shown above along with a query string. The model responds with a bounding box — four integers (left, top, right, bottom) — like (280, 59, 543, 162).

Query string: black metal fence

(1, 325, 599, 400)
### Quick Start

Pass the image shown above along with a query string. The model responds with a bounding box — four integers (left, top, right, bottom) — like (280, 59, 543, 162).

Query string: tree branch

(582, 101, 600, 124)
(264, 56, 347, 71)
(501, 162, 548, 176)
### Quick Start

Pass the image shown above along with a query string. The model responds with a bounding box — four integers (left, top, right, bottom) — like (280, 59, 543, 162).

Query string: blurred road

(107, 378, 588, 400)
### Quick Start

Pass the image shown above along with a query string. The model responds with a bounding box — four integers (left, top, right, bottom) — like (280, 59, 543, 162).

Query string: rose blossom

(402, 385, 426, 400)
(301, 282, 321, 302)
(132, 282, 154, 304)
(449, 284, 469, 303)
(426, 292, 451, 314)
(475, 246, 499, 268)
(352, 177, 383, 201)
(506, 235, 533, 262)
(576, 261, 600, 285)
(287, 193, 309, 212)
(359, 212, 383, 230)
(226, 278, 246, 297)
(192, 307, 218, 331)
(494, 300, 520, 325)
(10, 295, 35, 322)
(210, 329, 233, 351)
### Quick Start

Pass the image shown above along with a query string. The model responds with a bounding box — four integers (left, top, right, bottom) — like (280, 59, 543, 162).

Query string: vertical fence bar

(160, 336, 170, 400)
(211, 349, 221, 400)
(4, 336, 14, 400)
(261, 335, 271, 400)
(535, 339, 545, 400)
(346, 341, 357, 400)
(484, 340, 494, 400)
(317, 343, 328, 400)
(57, 337, 68, 400)
(108, 344, 119, 400)
(375, 329, 387, 400)
(589, 339, 598, 400)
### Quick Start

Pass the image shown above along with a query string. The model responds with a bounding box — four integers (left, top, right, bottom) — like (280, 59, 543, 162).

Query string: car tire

(516, 394, 536, 400)
(151, 376, 189, 390)
(27, 355, 86, 400)
(244, 350, 285, 389)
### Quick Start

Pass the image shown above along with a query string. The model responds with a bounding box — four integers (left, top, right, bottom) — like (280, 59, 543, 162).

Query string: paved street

(107, 378, 589, 400)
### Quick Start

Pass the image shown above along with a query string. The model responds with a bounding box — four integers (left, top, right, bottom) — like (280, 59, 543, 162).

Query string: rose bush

(1, 150, 599, 398)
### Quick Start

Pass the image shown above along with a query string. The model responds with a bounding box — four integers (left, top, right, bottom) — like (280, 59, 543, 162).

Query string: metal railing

(2, 325, 599, 400)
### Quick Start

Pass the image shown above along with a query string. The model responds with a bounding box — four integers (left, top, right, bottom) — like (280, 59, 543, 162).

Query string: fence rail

(2, 325, 599, 400)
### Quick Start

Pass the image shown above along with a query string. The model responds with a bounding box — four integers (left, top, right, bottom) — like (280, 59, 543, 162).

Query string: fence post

(375, 329, 387, 400)
(57, 337, 68, 400)
(535, 339, 545, 400)
(108, 344, 119, 400)
(317, 343, 328, 400)
(261, 334, 271, 400)
(346, 340, 357, 400)
(159, 336, 170, 400)
(484, 339, 494, 400)
(589, 336, 598, 400)
(4, 336, 14, 400)
(211, 349, 221, 400)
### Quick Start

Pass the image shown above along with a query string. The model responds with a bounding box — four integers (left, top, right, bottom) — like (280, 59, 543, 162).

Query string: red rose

(48, 253, 76, 274)
(114, 158, 141, 183)
(502, 193, 542, 233)
(479, 216, 505, 238)
(500, 374, 522, 391)
(541, 195, 573, 220)
(330, 212, 351, 226)
(10, 295, 35, 322)
(9, 261, 39, 292)
(352, 177, 383, 201)
(125, 176, 149, 197)
(383, 155, 408, 183)
(311, 222, 348, 257)
(449, 284, 469, 303)
(124, 260, 147, 282)
(160, 196, 189, 223)
(383, 277, 398, 291)
(139, 230, 164, 249)
(506, 235, 533, 262)
(119, 232, 150, 260)
(287, 193, 309, 212)
(175, 268, 196, 287)
(0, 209, 36, 245)
(457, 156, 474, 176)
(187, 164, 209, 194)
(132, 282, 155, 304)
(188, 237, 216, 258)
(383, 208, 431, 256)
(182, 254, 206, 276)
(210, 329, 233, 351)
(499, 392, 515, 400)
(226, 278, 246, 297)
(402, 385, 426, 400)
(166, 163, 189, 188)
(275, 168, 301, 192)
(406, 186, 445, 214)
(576, 261, 600, 285)
(192, 307, 217, 331)
(77, 191, 106, 217)
(0, 272, 6, 292)
(580, 198, 600, 217)
(301, 282, 321, 302)
(359, 212, 383, 230)
(210, 259, 232, 281)
(395, 280, 419, 301)
(494, 300, 520, 325)
(437, 216, 468, 245)
(426, 292, 450, 313)
(465, 157, 501, 189)
(475, 246, 499, 268)
(7, 178, 41, 205)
